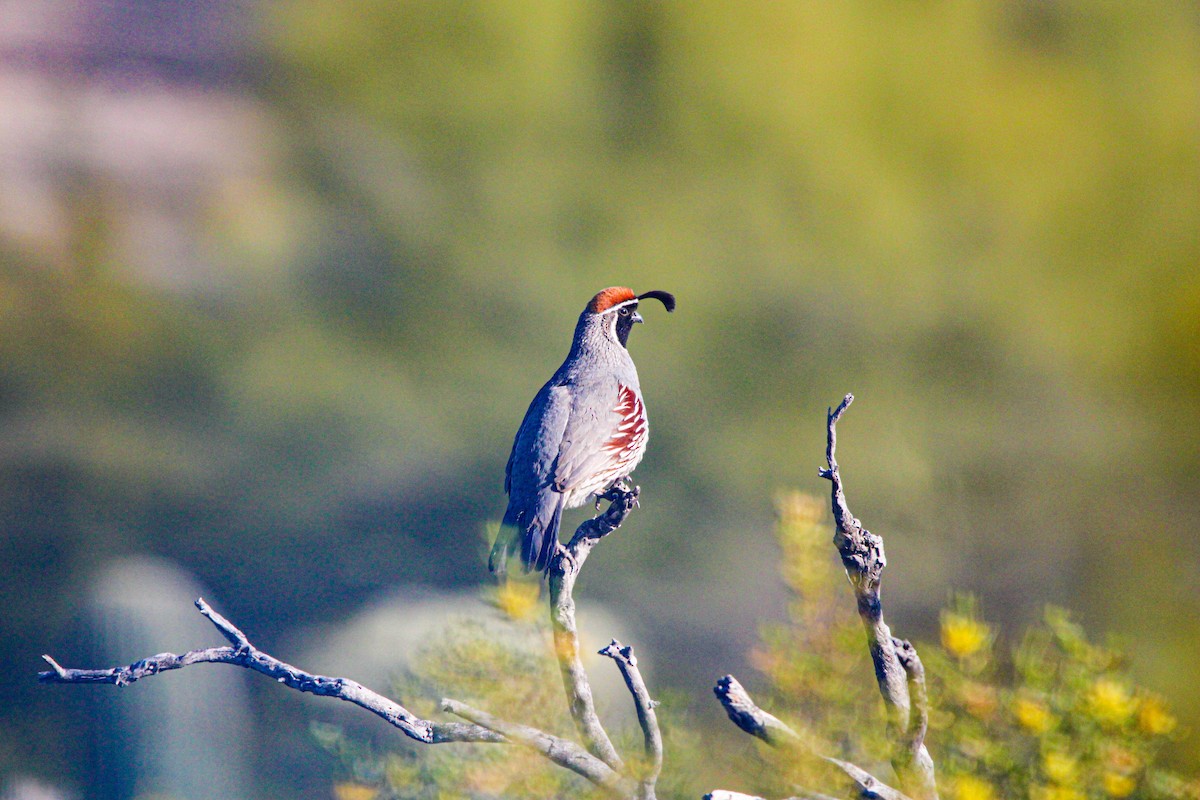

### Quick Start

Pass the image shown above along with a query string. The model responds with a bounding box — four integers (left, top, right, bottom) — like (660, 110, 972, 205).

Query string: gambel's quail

(489, 286, 675, 575)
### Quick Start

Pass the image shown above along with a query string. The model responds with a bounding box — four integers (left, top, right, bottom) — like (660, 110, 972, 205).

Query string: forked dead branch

(709, 395, 939, 800)
(41, 485, 657, 799)
(41, 395, 940, 800)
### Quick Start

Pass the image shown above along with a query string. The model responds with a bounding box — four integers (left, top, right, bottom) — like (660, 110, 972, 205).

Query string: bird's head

(584, 286, 676, 348)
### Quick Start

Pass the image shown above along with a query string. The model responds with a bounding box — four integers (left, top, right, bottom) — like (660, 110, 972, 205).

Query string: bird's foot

(553, 541, 578, 574)
(600, 479, 634, 502)
(597, 481, 640, 516)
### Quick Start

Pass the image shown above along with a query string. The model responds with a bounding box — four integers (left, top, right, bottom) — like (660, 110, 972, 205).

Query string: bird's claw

(554, 542, 578, 573)
(594, 481, 641, 517)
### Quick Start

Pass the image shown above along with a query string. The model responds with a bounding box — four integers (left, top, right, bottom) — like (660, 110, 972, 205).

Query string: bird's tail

(489, 495, 564, 576)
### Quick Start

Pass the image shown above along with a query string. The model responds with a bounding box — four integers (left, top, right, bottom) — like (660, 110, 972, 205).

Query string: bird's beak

(632, 311, 644, 324)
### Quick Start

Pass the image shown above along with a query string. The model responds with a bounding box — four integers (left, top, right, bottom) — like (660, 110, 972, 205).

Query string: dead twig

(547, 483, 640, 773)
(600, 639, 663, 799)
(713, 674, 913, 800)
(40, 598, 501, 747)
(41, 485, 659, 799)
(819, 394, 938, 800)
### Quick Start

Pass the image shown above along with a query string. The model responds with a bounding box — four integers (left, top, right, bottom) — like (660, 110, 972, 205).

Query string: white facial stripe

(598, 298, 639, 315)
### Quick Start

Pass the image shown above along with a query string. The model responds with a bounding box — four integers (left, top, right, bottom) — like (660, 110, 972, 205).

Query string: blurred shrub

(743, 492, 1198, 800)
(311, 583, 706, 799)
(312, 491, 1196, 799)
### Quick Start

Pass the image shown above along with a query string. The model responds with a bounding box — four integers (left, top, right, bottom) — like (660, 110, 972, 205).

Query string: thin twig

(39, 598, 504, 746)
(892, 638, 929, 756)
(714, 674, 802, 748)
(441, 698, 633, 794)
(818, 395, 938, 800)
(713, 674, 913, 800)
(42, 485, 657, 798)
(547, 484, 640, 772)
(892, 638, 936, 796)
(704, 793, 838, 800)
(600, 639, 662, 798)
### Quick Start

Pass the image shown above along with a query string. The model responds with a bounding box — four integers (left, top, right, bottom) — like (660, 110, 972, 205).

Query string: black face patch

(615, 302, 638, 347)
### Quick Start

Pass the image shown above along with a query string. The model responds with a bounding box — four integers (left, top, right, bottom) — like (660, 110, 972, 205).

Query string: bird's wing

(552, 384, 646, 494)
(506, 383, 573, 496)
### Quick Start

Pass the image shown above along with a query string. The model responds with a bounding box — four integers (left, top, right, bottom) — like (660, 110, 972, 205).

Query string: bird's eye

(619, 306, 630, 316)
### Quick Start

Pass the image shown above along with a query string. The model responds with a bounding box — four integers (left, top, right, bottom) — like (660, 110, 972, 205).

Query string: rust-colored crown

(587, 286, 637, 313)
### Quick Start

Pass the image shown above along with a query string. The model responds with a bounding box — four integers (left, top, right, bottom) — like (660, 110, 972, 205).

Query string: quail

(489, 286, 675, 575)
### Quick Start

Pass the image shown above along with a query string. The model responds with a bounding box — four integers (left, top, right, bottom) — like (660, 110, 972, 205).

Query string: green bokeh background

(3, 2, 1197, 796)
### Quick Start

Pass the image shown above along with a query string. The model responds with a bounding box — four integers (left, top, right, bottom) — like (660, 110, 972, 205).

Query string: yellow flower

(1086, 679, 1137, 727)
(1137, 694, 1177, 736)
(333, 783, 378, 800)
(493, 580, 541, 620)
(1042, 751, 1078, 785)
(1014, 696, 1055, 734)
(954, 774, 997, 800)
(941, 611, 991, 659)
(1103, 772, 1137, 798)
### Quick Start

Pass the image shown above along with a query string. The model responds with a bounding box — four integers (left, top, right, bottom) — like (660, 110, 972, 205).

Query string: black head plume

(636, 290, 676, 312)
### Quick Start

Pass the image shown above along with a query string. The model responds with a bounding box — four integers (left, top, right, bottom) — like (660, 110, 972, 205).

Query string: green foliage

(315, 609, 598, 800)
(7, 2, 1200, 793)
(310, 586, 714, 800)
(312, 493, 1196, 799)
(744, 492, 1197, 800)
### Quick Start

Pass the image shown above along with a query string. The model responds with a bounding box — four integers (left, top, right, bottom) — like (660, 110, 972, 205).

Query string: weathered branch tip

(831, 393, 854, 420)
(195, 597, 251, 652)
(40, 654, 67, 679)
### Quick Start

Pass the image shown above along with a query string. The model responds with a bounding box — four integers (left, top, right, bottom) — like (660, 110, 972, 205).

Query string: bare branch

(819, 395, 939, 800)
(892, 638, 929, 756)
(441, 698, 633, 795)
(547, 483, 640, 772)
(705, 793, 838, 800)
(714, 674, 801, 748)
(43, 484, 658, 798)
(196, 597, 251, 651)
(600, 639, 662, 798)
(892, 638, 936, 796)
(40, 599, 502, 746)
(713, 674, 913, 800)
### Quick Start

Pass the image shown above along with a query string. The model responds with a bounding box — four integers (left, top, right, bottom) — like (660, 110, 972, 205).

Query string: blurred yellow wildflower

(1086, 678, 1137, 727)
(1014, 695, 1055, 734)
(1102, 772, 1137, 798)
(493, 580, 541, 620)
(941, 611, 991, 659)
(954, 774, 997, 800)
(1137, 693, 1177, 736)
(333, 783, 379, 800)
(1043, 751, 1079, 785)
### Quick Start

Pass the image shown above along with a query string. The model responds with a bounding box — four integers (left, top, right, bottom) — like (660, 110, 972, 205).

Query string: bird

(489, 286, 676, 576)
